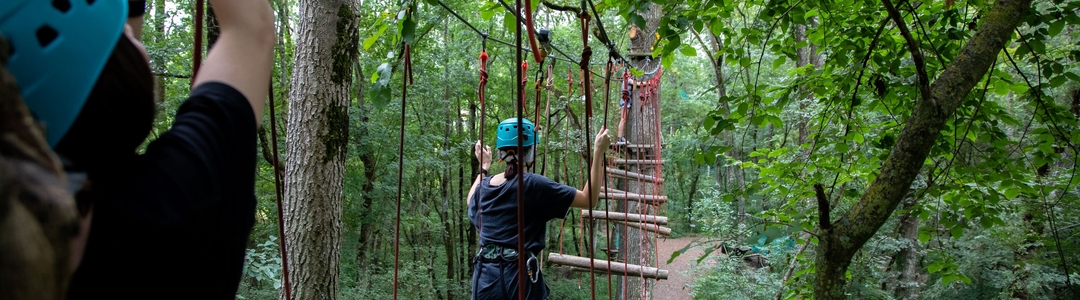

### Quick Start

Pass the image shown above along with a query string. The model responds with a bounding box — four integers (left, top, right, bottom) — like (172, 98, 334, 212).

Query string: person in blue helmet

(468, 118, 610, 299)
(0, 0, 274, 298)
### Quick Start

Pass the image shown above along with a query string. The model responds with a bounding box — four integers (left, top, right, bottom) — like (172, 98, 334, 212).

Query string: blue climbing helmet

(0, 0, 128, 147)
(495, 118, 537, 150)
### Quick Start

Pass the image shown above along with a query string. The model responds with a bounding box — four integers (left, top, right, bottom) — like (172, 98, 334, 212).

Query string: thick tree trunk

(282, 1, 358, 299)
(618, 4, 663, 299)
(813, 0, 1030, 298)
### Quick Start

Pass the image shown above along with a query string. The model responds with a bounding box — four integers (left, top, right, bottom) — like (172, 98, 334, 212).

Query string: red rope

(523, 0, 544, 63)
(268, 82, 291, 300)
(602, 59, 614, 300)
(576, 9, 597, 299)
(514, 1, 527, 298)
(393, 42, 413, 300)
(477, 49, 489, 238)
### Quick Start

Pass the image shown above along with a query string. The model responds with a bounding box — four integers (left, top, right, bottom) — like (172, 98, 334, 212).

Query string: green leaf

(1004, 187, 1019, 199)
(480, 8, 495, 21)
(368, 63, 394, 109)
(740, 57, 751, 67)
(401, 15, 416, 45)
(927, 262, 943, 273)
(1048, 20, 1065, 37)
(919, 231, 931, 244)
(504, 12, 517, 34)
(680, 46, 698, 57)
(951, 226, 963, 238)
(709, 21, 723, 36)
(1049, 75, 1067, 87)
(773, 56, 787, 69)
(662, 54, 675, 70)
(364, 24, 390, 51)
(666, 241, 695, 264)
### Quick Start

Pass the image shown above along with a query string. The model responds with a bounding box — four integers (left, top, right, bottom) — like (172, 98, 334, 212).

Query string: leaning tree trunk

(813, 0, 1030, 298)
(617, 4, 662, 300)
(282, 1, 358, 299)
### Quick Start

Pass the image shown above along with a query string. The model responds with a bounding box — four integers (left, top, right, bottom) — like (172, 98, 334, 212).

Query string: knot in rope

(478, 51, 489, 105)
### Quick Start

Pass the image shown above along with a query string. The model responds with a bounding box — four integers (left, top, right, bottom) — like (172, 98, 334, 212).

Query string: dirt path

(653, 235, 711, 300)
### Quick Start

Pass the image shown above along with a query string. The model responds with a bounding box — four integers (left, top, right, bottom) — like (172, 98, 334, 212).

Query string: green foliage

(143, 0, 1080, 298)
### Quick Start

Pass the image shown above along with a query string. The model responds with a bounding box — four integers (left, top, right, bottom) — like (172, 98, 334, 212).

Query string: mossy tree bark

(282, 0, 358, 299)
(813, 0, 1031, 298)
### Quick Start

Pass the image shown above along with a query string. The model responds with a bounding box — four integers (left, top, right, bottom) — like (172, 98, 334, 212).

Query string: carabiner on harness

(526, 255, 540, 283)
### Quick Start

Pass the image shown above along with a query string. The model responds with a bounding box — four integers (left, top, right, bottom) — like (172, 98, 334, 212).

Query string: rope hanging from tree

(393, 24, 415, 299)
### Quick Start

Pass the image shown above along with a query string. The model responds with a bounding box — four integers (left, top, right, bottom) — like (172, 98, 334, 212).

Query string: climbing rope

(393, 33, 415, 299)
(476, 38, 489, 241)
(514, 1, 528, 298)
(267, 82, 292, 300)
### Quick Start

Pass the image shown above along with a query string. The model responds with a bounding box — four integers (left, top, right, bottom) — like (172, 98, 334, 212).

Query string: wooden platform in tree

(547, 253, 669, 280)
(606, 167, 664, 184)
(581, 210, 668, 225)
(599, 188, 667, 204)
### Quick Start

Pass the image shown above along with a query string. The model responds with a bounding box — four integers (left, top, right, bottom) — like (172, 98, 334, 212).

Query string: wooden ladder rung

(606, 167, 664, 184)
(547, 253, 669, 280)
(612, 159, 664, 165)
(611, 142, 656, 149)
(619, 221, 672, 236)
(599, 188, 667, 204)
(581, 210, 668, 225)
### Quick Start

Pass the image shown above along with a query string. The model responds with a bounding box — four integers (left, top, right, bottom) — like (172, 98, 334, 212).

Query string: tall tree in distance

(282, 0, 359, 298)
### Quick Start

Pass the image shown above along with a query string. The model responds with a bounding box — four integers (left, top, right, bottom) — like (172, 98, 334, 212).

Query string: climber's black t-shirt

(68, 82, 257, 299)
(468, 173, 577, 253)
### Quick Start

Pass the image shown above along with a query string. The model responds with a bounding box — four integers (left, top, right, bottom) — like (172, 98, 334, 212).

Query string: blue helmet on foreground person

(0, 0, 128, 147)
(495, 118, 538, 165)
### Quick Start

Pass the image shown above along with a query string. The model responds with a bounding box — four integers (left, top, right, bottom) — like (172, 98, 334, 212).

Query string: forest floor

(654, 235, 713, 300)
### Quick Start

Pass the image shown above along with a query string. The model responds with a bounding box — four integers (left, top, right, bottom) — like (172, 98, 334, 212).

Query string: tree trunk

(282, 1, 358, 299)
(619, 4, 662, 299)
(813, 0, 1030, 298)
(152, 0, 166, 105)
(894, 198, 921, 300)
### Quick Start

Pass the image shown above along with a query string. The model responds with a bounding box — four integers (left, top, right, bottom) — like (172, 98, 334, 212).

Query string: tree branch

(816, 0, 1032, 297)
(541, 0, 580, 14)
(882, 0, 933, 106)
(815, 183, 830, 230)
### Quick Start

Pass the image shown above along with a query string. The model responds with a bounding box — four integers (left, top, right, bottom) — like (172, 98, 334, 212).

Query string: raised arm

(467, 141, 492, 205)
(192, 0, 275, 125)
(571, 127, 610, 209)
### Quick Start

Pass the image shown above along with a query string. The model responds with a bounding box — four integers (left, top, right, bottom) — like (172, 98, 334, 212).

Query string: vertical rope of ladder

(267, 83, 292, 300)
(601, 59, 614, 300)
(577, 8, 597, 299)
(651, 68, 666, 290)
(393, 41, 413, 300)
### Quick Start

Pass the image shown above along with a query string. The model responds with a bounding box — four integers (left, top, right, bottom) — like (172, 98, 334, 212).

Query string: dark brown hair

(54, 35, 155, 177)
